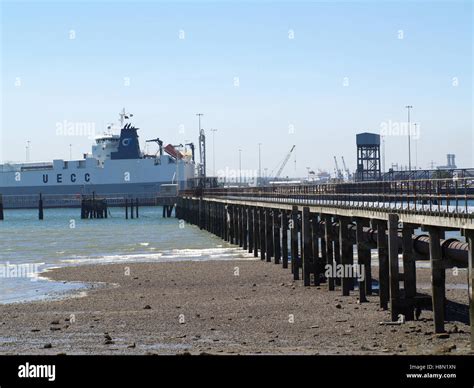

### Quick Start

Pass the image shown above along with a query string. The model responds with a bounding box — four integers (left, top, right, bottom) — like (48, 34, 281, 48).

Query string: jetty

(177, 177, 474, 348)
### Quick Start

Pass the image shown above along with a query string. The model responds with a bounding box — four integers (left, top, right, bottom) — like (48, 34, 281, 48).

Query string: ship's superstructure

(0, 110, 196, 196)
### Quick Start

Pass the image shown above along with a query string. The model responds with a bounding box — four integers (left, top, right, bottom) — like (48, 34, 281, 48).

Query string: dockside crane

(341, 156, 351, 180)
(274, 145, 296, 179)
(333, 156, 343, 180)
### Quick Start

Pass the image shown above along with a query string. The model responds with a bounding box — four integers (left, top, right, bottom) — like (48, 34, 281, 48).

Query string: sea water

(0, 206, 254, 304)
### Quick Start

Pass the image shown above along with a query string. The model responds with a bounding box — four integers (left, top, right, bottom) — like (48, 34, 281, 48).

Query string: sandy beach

(0, 259, 471, 355)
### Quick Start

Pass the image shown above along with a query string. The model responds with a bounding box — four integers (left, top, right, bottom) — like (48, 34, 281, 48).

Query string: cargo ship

(0, 110, 197, 198)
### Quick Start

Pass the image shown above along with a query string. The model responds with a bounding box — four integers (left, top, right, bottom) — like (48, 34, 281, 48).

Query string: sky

(1, 0, 472, 178)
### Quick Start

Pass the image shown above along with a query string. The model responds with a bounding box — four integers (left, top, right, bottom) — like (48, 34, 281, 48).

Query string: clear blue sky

(1, 0, 472, 176)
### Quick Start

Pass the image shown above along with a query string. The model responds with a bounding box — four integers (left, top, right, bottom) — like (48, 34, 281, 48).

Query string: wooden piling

(248, 207, 254, 254)
(125, 199, 129, 219)
(465, 229, 474, 349)
(339, 216, 352, 296)
(356, 218, 370, 303)
(311, 215, 320, 286)
(281, 210, 289, 269)
(130, 198, 134, 219)
(38, 193, 44, 220)
(402, 224, 416, 320)
(302, 207, 311, 286)
(136, 199, 139, 218)
(376, 220, 389, 310)
(243, 206, 248, 251)
(427, 226, 446, 333)
(291, 205, 299, 280)
(324, 215, 335, 291)
(265, 209, 273, 262)
(0, 194, 4, 221)
(258, 208, 265, 261)
(273, 209, 281, 265)
(388, 213, 401, 321)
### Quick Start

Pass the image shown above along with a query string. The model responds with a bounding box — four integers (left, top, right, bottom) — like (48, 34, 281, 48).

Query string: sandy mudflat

(0, 259, 471, 355)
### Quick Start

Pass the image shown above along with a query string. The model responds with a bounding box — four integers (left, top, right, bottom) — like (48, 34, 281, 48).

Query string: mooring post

(130, 198, 134, 219)
(291, 205, 299, 280)
(356, 218, 370, 302)
(282, 210, 289, 269)
(125, 199, 129, 219)
(273, 209, 281, 265)
(302, 207, 311, 286)
(427, 226, 446, 333)
(375, 219, 389, 310)
(388, 213, 401, 321)
(136, 198, 139, 218)
(0, 194, 4, 221)
(402, 224, 416, 320)
(325, 215, 335, 291)
(38, 193, 44, 220)
(339, 216, 352, 296)
(465, 229, 474, 349)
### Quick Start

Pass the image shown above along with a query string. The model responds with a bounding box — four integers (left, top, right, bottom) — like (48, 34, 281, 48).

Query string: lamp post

(210, 128, 217, 176)
(238, 148, 242, 185)
(406, 105, 413, 172)
(258, 143, 262, 186)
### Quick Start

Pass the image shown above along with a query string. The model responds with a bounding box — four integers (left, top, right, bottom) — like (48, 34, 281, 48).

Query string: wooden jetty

(176, 178, 474, 348)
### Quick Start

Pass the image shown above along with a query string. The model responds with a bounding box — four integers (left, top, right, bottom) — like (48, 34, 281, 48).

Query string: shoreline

(0, 259, 471, 355)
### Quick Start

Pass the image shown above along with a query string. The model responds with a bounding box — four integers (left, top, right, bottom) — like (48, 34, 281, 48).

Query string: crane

(274, 145, 296, 179)
(341, 156, 350, 180)
(146, 138, 163, 156)
(334, 156, 343, 180)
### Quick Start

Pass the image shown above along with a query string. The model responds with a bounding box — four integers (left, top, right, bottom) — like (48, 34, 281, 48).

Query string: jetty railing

(183, 177, 474, 218)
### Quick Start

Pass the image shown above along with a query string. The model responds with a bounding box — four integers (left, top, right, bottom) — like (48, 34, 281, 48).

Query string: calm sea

(0, 207, 254, 304)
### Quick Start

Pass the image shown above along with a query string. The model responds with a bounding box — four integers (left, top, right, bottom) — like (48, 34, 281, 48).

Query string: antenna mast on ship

(119, 108, 133, 127)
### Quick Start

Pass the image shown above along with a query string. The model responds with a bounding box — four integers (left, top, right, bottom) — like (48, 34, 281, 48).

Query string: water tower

(355, 132, 381, 181)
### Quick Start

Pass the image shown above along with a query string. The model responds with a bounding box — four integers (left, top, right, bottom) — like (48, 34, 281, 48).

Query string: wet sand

(0, 259, 471, 355)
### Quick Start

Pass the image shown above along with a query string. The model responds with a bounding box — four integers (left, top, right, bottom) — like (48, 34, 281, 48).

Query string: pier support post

(324, 215, 335, 291)
(0, 194, 4, 221)
(136, 198, 139, 218)
(339, 216, 352, 296)
(38, 193, 44, 220)
(265, 209, 273, 262)
(334, 220, 341, 287)
(302, 207, 311, 286)
(388, 214, 401, 321)
(427, 226, 446, 333)
(311, 215, 320, 286)
(259, 208, 266, 261)
(282, 210, 289, 269)
(248, 207, 254, 254)
(125, 199, 129, 219)
(273, 209, 281, 265)
(237, 205, 242, 247)
(356, 218, 370, 302)
(198, 199, 203, 229)
(253, 208, 259, 257)
(375, 219, 389, 310)
(243, 206, 248, 251)
(402, 224, 416, 320)
(465, 229, 474, 349)
(291, 205, 299, 280)
(130, 198, 134, 219)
